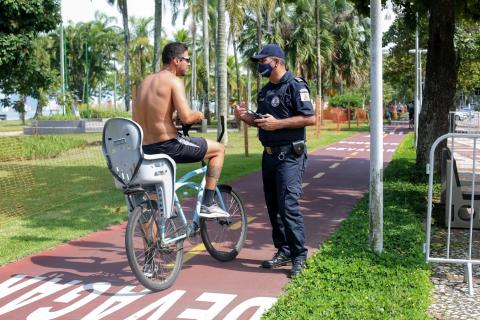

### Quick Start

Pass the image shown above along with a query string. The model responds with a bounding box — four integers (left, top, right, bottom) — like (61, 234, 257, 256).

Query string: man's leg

(199, 140, 228, 217)
(260, 153, 291, 269)
(203, 140, 225, 190)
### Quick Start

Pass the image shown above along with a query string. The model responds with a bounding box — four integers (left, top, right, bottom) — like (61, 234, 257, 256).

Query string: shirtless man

(133, 42, 228, 218)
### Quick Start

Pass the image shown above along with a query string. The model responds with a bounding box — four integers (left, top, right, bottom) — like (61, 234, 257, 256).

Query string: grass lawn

(262, 133, 432, 319)
(0, 121, 368, 266)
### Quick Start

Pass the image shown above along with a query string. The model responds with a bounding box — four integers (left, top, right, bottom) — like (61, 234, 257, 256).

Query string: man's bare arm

(171, 77, 203, 124)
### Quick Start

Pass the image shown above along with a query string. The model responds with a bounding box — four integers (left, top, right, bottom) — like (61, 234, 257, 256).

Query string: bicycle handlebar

(180, 115, 225, 143)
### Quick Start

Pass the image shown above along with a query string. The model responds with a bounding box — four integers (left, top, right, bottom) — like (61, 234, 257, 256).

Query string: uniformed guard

(234, 44, 315, 277)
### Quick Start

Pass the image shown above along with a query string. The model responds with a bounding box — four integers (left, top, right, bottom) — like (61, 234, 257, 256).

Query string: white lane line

(343, 157, 351, 161)
(351, 152, 358, 156)
(313, 172, 325, 179)
(302, 183, 310, 188)
(329, 163, 340, 169)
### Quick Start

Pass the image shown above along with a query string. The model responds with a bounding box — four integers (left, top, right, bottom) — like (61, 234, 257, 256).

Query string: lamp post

(85, 37, 90, 118)
(408, 47, 427, 148)
(369, 0, 383, 254)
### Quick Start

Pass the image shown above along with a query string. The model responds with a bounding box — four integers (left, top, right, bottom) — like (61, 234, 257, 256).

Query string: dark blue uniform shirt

(256, 71, 314, 147)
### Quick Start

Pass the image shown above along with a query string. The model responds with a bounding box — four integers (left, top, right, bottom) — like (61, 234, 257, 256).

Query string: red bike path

(0, 126, 409, 320)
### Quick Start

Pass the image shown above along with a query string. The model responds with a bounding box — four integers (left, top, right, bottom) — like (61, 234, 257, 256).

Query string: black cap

(251, 44, 285, 61)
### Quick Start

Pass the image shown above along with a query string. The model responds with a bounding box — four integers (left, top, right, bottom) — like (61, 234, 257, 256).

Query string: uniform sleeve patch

(299, 88, 310, 102)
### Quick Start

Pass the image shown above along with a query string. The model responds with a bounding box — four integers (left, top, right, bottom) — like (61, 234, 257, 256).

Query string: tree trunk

(315, 0, 323, 125)
(233, 36, 242, 131)
(416, 0, 456, 171)
(217, 0, 228, 144)
(20, 96, 26, 125)
(152, 0, 162, 73)
(202, 0, 211, 124)
(120, 0, 131, 111)
(255, 5, 262, 96)
(191, 6, 197, 108)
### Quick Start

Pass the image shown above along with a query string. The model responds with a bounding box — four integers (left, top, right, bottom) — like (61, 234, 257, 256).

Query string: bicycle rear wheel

(125, 202, 184, 291)
(200, 185, 248, 262)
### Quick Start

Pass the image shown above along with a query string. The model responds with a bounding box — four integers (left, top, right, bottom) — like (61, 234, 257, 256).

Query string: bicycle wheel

(200, 185, 248, 262)
(125, 202, 184, 291)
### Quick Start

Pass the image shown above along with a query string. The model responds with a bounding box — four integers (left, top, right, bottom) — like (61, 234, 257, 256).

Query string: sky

(61, 0, 396, 36)
(61, 0, 186, 36)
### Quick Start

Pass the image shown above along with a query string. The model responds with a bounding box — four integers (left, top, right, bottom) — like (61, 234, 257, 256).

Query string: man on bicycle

(133, 42, 228, 218)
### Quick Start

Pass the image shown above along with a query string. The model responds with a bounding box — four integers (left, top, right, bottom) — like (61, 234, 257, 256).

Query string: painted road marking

(302, 183, 310, 188)
(343, 157, 351, 161)
(325, 147, 395, 153)
(313, 172, 325, 179)
(329, 163, 340, 169)
(0, 275, 276, 320)
(183, 216, 256, 264)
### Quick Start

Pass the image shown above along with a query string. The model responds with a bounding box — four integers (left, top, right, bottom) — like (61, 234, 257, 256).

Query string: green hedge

(262, 133, 432, 319)
(329, 93, 363, 108)
(37, 114, 80, 121)
(80, 108, 131, 119)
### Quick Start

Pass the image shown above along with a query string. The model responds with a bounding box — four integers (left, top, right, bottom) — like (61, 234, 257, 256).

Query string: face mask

(257, 62, 274, 77)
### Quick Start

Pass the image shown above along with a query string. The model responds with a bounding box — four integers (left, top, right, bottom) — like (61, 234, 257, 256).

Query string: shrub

(79, 107, 131, 119)
(329, 93, 363, 109)
(37, 114, 81, 121)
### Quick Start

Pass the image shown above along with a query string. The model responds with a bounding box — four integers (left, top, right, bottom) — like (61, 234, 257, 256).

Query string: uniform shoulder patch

(299, 88, 310, 102)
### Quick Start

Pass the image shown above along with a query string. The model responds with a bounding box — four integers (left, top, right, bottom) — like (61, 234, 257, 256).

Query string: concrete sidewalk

(0, 126, 408, 320)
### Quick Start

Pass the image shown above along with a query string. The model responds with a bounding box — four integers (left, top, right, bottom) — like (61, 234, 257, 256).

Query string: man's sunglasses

(177, 56, 191, 63)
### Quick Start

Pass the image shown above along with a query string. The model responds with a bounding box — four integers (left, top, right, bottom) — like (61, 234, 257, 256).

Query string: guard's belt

(264, 145, 293, 155)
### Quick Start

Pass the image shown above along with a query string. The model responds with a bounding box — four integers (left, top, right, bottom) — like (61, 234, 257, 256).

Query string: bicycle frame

(158, 165, 227, 247)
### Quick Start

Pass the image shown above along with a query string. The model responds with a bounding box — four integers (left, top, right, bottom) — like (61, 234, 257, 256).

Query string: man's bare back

(133, 70, 203, 145)
(133, 42, 228, 217)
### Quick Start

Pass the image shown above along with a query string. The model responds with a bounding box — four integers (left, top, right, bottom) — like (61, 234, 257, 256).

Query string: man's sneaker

(143, 263, 158, 278)
(290, 257, 306, 277)
(261, 252, 291, 268)
(199, 204, 230, 218)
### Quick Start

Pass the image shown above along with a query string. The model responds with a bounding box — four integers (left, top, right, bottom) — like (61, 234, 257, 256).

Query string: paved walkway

(0, 126, 407, 320)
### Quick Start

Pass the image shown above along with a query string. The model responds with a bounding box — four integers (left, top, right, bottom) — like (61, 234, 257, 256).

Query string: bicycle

(102, 117, 248, 291)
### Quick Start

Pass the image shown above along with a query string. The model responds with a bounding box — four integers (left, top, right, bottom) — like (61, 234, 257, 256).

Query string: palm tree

(316, 0, 322, 104)
(227, 0, 246, 107)
(217, 0, 228, 143)
(107, 0, 131, 111)
(202, 0, 211, 122)
(129, 16, 154, 85)
(152, 0, 162, 72)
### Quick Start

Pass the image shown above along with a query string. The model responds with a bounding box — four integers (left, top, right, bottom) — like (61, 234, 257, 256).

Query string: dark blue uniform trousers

(262, 151, 308, 260)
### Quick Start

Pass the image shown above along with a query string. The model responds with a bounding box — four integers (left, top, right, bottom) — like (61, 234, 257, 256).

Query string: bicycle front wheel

(125, 202, 184, 291)
(200, 185, 248, 262)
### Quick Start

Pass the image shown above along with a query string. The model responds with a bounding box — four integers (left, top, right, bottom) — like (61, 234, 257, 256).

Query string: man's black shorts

(143, 135, 208, 163)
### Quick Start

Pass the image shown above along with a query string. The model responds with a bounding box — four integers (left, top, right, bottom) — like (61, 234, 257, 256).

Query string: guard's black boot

(290, 258, 306, 277)
(261, 252, 291, 268)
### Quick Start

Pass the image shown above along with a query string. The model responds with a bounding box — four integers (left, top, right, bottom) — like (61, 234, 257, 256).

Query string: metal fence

(0, 122, 122, 228)
(449, 111, 480, 133)
(425, 133, 480, 295)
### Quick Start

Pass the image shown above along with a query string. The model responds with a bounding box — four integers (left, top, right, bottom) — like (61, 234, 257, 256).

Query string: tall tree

(217, 0, 228, 143)
(129, 16, 154, 85)
(353, 0, 480, 169)
(107, 0, 131, 111)
(152, 0, 163, 72)
(56, 17, 121, 102)
(0, 0, 61, 121)
(202, 0, 211, 122)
